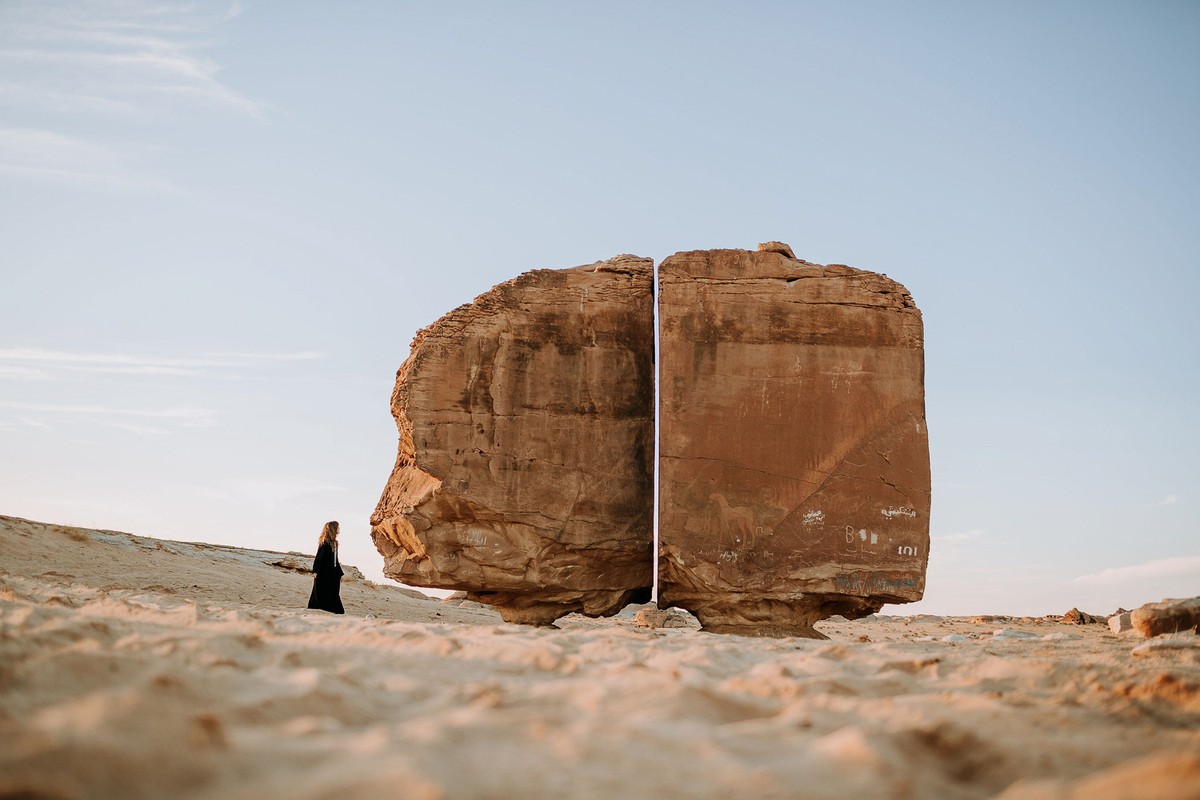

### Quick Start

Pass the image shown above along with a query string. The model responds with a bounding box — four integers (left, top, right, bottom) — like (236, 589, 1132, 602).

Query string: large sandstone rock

(370, 256, 655, 625)
(1131, 597, 1200, 638)
(657, 247, 930, 637)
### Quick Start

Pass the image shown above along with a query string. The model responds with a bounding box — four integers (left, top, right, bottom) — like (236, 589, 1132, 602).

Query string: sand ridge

(1, 514, 1198, 799)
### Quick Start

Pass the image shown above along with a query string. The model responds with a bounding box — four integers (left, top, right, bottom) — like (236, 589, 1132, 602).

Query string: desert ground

(1, 513, 1197, 800)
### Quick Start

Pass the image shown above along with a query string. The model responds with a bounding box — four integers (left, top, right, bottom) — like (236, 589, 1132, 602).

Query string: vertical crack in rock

(370, 256, 655, 625)
(657, 246, 931, 637)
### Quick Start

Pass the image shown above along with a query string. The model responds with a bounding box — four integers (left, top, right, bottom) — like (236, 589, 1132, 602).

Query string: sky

(2, 1, 1197, 617)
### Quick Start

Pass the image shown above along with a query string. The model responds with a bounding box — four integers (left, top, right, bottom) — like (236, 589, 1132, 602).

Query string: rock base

(466, 587, 652, 626)
(671, 594, 885, 639)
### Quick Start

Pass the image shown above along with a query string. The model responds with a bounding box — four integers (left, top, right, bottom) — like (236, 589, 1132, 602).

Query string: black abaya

(307, 542, 345, 614)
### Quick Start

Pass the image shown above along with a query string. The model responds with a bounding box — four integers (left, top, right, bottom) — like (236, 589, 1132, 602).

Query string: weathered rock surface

(1131, 597, 1200, 638)
(757, 241, 797, 259)
(631, 605, 696, 629)
(1109, 611, 1134, 635)
(1062, 607, 1104, 625)
(370, 256, 656, 625)
(657, 247, 930, 637)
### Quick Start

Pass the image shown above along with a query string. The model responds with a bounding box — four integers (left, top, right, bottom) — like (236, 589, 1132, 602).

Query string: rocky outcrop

(1131, 597, 1200, 638)
(370, 256, 656, 625)
(757, 240, 797, 259)
(371, 243, 931, 636)
(1062, 608, 1104, 624)
(657, 247, 930, 637)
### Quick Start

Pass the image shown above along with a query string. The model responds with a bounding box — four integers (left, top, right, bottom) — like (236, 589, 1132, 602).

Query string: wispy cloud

(1, 1, 260, 116)
(932, 529, 983, 543)
(0, 348, 326, 380)
(1073, 556, 1200, 586)
(0, 0, 261, 190)
(1, 401, 217, 422)
(0, 416, 55, 433)
(0, 125, 177, 191)
(228, 477, 347, 509)
(0, 400, 218, 436)
(176, 475, 347, 510)
(0, 364, 52, 380)
(0, 126, 118, 167)
(0, 347, 326, 434)
(1151, 494, 1181, 508)
(102, 420, 172, 436)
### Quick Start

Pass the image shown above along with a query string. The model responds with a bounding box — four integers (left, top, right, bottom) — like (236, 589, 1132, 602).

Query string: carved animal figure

(710, 494, 757, 551)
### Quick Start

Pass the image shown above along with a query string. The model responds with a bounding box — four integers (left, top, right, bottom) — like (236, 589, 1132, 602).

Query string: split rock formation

(372, 244, 930, 635)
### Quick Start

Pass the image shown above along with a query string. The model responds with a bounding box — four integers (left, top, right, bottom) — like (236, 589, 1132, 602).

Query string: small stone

(1109, 611, 1134, 635)
(189, 714, 229, 750)
(633, 607, 671, 628)
(661, 609, 698, 628)
(632, 606, 694, 629)
(941, 634, 970, 643)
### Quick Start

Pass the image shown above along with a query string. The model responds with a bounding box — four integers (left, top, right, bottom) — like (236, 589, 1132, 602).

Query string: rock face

(1131, 597, 1200, 638)
(370, 256, 656, 625)
(1062, 607, 1104, 625)
(757, 241, 797, 259)
(657, 248, 930, 637)
(372, 243, 932, 636)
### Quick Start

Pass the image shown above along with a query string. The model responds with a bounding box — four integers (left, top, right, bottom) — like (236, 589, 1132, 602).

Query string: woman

(307, 520, 345, 614)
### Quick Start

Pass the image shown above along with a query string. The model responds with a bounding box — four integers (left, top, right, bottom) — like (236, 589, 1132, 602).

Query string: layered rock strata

(657, 247, 930, 637)
(370, 256, 655, 625)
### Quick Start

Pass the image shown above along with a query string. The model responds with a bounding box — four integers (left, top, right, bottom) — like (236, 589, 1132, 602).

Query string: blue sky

(2, 1, 1197, 615)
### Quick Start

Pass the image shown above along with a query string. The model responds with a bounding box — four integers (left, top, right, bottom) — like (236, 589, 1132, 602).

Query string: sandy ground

(1, 514, 1198, 800)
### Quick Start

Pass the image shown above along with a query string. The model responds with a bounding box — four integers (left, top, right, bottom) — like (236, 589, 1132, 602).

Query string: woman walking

(307, 520, 345, 614)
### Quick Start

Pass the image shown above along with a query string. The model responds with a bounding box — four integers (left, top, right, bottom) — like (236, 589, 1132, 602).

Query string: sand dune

(2, 514, 1198, 799)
